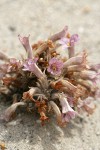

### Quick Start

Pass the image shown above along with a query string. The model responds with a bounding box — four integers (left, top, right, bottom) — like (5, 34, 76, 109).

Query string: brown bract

(0, 142, 6, 150)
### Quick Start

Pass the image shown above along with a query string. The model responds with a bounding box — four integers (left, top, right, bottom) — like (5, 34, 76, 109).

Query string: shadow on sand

(0, 104, 86, 150)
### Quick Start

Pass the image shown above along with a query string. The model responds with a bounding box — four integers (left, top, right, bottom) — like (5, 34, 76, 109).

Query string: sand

(0, 0, 100, 149)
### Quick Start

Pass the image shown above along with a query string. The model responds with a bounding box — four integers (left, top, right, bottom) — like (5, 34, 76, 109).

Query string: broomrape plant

(0, 26, 100, 126)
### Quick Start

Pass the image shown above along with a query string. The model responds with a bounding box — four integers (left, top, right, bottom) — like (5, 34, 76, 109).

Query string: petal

(62, 44, 68, 50)
(59, 40, 66, 45)
(47, 67, 52, 73)
(70, 34, 79, 47)
(70, 34, 79, 42)
(59, 95, 73, 113)
(23, 59, 44, 78)
(62, 110, 76, 122)
(49, 57, 57, 65)
(59, 37, 69, 45)
(67, 96, 74, 107)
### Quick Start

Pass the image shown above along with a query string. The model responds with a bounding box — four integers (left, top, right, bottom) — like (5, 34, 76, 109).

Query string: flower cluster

(0, 26, 100, 126)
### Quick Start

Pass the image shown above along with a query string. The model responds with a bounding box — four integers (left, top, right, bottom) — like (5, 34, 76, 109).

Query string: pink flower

(59, 95, 76, 122)
(18, 35, 33, 59)
(59, 38, 70, 49)
(47, 57, 63, 75)
(23, 58, 44, 78)
(70, 34, 79, 46)
(62, 111, 76, 122)
(23, 58, 38, 72)
(59, 34, 79, 50)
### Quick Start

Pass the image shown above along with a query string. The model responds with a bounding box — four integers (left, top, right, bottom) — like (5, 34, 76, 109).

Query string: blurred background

(0, 0, 100, 62)
(0, 0, 100, 150)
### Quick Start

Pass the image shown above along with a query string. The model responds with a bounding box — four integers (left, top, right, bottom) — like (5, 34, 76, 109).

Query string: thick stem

(49, 101, 62, 124)
(49, 26, 68, 42)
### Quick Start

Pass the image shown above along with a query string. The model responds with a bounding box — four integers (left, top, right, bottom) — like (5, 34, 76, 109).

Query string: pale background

(0, 0, 100, 150)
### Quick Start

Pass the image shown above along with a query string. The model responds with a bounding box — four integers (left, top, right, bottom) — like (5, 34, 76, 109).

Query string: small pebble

(82, 6, 91, 13)
(96, 131, 100, 136)
(8, 26, 16, 32)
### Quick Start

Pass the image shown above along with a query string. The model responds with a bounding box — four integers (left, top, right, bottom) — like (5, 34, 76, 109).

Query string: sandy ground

(0, 0, 100, 150)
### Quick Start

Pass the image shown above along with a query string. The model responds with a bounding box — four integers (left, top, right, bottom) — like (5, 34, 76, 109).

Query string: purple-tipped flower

(23, 58, 44, 78)
(18, 35, 33, 59)
(47, 57, 63, 75)
(70, 34, 79, 46)
(23, 58, 38, 72)
(59, 34, 79, 50)
(62, 111, 76, 122)
(59, 38, 70, 49)
(59, 95, 76, 122)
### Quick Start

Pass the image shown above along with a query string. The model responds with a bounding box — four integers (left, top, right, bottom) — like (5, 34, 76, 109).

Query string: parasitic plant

(0, 26, 100, 126)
